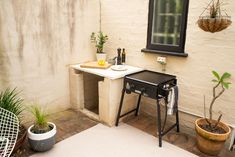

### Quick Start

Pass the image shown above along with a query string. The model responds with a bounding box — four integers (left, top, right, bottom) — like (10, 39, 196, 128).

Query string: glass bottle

(117, 48, 122, 65)
(122, 48, 126, 63)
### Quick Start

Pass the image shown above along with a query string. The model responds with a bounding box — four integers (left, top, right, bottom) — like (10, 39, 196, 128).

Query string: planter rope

(197, 0, 232, 33)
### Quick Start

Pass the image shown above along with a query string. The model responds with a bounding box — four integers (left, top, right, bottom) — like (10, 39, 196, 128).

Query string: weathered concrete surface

(101, 0, 235, 126)
(0, 0, 99, 117)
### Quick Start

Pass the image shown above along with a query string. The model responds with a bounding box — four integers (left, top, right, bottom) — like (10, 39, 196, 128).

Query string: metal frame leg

(135, 94, 142, 116)
(176, 106, 180, 132)
(174, 79, 180, 132)
(115, 89, 126, 126)
(157, 99, 162, 147)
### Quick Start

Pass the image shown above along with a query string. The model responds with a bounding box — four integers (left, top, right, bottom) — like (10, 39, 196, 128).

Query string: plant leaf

(212, 79, 218, 82)
(223, 82, 230, 89)
(212, 70, 220, 81)
(221, 72, 231, 81)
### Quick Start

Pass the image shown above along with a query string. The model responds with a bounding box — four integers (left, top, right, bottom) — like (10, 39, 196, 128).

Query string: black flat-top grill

(116, 70, 179, 147)
(125, 70, 176, 99)
(125, 70, 176, 85)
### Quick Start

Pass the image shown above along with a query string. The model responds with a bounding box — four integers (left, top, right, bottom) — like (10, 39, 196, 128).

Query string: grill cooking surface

(124, 70, 176, 99)
(126, 70, 176, 86)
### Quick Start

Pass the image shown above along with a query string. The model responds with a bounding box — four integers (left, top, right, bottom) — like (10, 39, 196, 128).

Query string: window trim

(145, 0, 189, 55)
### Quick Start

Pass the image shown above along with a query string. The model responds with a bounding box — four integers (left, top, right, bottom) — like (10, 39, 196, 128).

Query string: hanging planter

(197, 0, 232, 33)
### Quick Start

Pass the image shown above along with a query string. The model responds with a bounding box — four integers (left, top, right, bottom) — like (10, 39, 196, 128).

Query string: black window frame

(142, 0, 189, 57)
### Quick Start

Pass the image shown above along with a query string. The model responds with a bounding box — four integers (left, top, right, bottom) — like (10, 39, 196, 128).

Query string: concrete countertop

(71, 64, 144, 80)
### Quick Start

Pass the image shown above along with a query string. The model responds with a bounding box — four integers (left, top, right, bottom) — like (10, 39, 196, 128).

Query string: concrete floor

(12, 109, 98, 157)
(12, 109, 235, 157)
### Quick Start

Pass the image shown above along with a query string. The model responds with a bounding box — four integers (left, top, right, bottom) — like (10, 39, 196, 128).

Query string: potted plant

(90, 31, 108, 64)
(28, 105, 56, 152)
(195, 70, 231, 155)
(197, 0, 232, 33)
(0, 88, 27, 153)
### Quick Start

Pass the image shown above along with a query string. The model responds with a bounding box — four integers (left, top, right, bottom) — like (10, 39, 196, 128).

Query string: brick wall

(101, 0, 235, 127)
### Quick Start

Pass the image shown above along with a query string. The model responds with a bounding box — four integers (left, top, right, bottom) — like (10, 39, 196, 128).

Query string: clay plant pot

(195, 118, 231, 156)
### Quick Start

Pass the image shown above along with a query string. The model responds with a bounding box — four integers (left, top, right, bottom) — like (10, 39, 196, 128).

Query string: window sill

(141, 48, 188, 57)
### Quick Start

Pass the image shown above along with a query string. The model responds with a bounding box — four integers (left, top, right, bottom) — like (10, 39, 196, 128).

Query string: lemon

(98, 60, 105, 66)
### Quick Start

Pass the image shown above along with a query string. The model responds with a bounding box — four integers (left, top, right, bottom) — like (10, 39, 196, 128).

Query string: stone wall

(0, 0, 99, 118)
(101, 0, 235, 127)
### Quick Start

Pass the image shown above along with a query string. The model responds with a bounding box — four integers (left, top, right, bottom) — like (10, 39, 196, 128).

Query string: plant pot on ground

(195, 71, 232, 156)
(0, 88, 27, 153)
(28, 105, 56, 152)
(90, 31, 108, 65)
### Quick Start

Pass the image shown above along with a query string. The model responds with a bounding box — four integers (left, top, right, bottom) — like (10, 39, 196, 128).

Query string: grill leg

(174, 79, 180, 132)
(157, 99, 162, 147)
(135, 94, 142, 116)
(176, 106, 180, 132)
(115, 88, 126, 126)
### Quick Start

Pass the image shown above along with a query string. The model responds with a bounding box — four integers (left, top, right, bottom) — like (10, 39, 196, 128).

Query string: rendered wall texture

(101, 0, 235, 125)
(0, 0, 99, 114)
(1, 0, 234, 128)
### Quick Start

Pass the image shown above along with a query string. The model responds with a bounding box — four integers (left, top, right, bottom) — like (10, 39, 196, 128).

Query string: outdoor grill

(115, 70, 179, 147)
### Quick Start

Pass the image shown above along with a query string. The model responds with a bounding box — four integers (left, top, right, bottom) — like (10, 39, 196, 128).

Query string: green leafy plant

(204, 70, 231, 131)
(30, 105, 50, 134)
(90, 31, 108, 53)
(209, 0, 221, 18)
(0, 88, 24, 121)
(207, 0, 228, 18)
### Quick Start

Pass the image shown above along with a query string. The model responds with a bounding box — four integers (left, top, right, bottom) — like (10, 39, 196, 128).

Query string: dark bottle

(117, 48, 122, 65)
(121, 48, 126, 63)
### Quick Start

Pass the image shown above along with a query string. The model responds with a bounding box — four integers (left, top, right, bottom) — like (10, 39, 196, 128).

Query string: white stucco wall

(101, 0, 235, 125)
(0, 0, 234, 128)
(0, 0, 99, 114)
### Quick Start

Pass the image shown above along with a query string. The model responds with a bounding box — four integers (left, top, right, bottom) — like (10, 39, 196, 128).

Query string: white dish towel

(167, 86, 178, 115)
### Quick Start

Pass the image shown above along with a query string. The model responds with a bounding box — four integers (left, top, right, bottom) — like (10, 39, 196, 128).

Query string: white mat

(30, 124, 198, 157)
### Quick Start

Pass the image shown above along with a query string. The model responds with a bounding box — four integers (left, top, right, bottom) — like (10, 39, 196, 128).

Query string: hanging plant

(197, 0, 232, 33)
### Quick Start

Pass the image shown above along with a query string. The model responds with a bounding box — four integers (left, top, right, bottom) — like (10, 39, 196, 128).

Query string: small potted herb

(195, 70, 231, 155)
(90, 31, 108, 65)
(28, 105, 56, 152)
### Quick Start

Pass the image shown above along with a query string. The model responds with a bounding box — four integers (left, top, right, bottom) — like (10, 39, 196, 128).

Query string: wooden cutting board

(80, 61, 111, 69)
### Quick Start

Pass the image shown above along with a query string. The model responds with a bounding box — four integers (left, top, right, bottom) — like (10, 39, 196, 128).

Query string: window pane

(151, 0, 183, 46)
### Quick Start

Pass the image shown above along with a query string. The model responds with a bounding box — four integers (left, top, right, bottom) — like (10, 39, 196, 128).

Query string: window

(142, 0, 189, 57)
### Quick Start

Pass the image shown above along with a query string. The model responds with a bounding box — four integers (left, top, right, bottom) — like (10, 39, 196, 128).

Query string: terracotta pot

(195, 118, 231, 156)
(13, 125, 27, 153)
